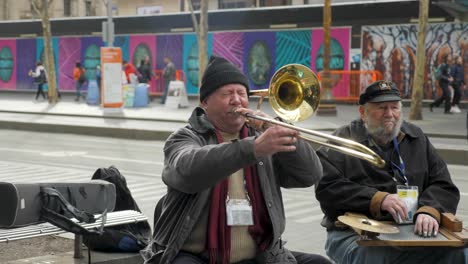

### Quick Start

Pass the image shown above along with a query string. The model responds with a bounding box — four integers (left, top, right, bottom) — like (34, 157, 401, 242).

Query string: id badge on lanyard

(392, 138, 418, 224)
(226, 198, 254, 226)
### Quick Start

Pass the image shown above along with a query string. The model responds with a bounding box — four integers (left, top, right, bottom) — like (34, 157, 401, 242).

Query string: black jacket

(316, 119, 459, 230)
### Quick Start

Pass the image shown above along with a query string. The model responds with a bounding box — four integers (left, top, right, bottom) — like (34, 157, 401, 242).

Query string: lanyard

(214, 128, 252, 203)
(391, 137, 408, 186)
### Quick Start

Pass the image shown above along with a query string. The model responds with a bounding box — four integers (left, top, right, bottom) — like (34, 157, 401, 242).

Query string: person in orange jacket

(123, 60, 139, 84)
(73, 62, 86, 102)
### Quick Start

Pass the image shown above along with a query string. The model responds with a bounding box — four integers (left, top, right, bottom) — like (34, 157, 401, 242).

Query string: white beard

(365, 116, 403, 145)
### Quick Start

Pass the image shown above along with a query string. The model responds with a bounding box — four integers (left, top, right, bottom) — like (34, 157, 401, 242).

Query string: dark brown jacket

(316, 119, 459, 230)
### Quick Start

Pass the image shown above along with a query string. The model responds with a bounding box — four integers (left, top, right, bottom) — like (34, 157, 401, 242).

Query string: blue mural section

(183, 33, 213, 95)
(276, 30, 311, 69)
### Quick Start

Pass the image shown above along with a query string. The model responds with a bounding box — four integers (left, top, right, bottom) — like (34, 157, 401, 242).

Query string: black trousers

(35, 82, 46, 100)
(432, 81, 451, 113)
(452, 81, 462, 106)
(172, 250, 332, 264)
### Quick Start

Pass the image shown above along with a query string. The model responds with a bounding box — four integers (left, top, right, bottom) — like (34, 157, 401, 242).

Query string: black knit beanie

(199, 55, 249, 102)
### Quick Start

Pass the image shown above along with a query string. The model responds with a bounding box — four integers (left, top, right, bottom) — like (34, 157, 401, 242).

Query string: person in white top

(28, 61, 47, 100)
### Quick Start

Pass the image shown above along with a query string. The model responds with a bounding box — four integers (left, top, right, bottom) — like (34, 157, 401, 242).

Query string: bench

(0, 210, 148, 260)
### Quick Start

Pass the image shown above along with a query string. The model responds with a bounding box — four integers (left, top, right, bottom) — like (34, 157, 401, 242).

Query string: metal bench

(0, 210, 148, 259)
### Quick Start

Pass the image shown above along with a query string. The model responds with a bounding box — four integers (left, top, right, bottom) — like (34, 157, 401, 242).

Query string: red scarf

(207, 126, 273, 264)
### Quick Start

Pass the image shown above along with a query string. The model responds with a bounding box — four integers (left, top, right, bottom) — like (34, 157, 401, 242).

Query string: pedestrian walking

(73, 62, 86, 102)
(160, 56, 175, 104)
(430, 54, 454, 114)
(450, 55, 465, 113)
(29, 61, 47, 101)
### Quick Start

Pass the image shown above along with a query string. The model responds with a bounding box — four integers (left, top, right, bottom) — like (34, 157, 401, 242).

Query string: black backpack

(34, 69, 47, 84)
(84, 166, 151, 252)
(78, 68, 87, 84)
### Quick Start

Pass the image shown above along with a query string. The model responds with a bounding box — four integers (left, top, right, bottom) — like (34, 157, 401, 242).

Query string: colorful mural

(362, 23, 468, 100)
(0, 25, 411, 101)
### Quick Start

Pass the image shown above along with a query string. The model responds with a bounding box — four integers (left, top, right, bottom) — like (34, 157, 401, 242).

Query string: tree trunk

(198, 0, 208, 88)
(409, 0, 428, 120)
(39, 0, 58, 104)
(187, 0, 209, 101)
(317, 0, 337, 116)
(2, 0, 8, 20)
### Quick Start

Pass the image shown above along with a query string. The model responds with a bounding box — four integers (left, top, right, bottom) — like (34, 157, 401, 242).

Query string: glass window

(85, 1, 93, 16)
(191, 0, 201, 10)
(64, 0, 71, 16)
(219, 0, 255, 9)
(260, 0, 291, 6)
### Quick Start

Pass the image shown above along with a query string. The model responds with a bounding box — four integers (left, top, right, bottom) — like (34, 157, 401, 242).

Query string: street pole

(103, 0, 114, 47)
(317, 0, 337, 116)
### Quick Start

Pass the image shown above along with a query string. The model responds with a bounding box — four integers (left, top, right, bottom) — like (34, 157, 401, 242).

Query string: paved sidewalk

(0, 92, 467, 165)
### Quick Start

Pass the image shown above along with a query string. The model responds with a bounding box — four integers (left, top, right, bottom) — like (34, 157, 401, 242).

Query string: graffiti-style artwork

(58, 37, 81, 90)
(276, 30, 311, 69)
(244, 32, 276, 90)
(0, 40, 16, 90)
(425, 23, 468, 99)
(311, 28, 350, 98)
(362, 23, 468, 99)
(361, 25, 418, 98)
(16, 39, 36, 90)
(213, 32, 245, 70)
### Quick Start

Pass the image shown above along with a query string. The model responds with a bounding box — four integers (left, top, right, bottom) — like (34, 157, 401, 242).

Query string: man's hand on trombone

(234, 107, 273, 132)
(234, 107, 299, 157)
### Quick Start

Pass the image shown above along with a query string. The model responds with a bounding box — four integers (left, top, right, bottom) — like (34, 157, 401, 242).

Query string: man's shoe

(429, 103, 434, 112)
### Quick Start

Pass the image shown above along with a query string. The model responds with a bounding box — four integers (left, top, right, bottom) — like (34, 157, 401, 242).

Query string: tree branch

(31, 0, 40, 15)
(186, 0, 200, 36)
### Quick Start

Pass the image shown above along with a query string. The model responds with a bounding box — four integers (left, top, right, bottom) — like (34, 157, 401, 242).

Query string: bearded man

(315, 80, 467, 264)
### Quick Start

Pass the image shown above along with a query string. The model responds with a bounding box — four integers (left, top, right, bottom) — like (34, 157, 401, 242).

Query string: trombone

(236, 64, 385, 168)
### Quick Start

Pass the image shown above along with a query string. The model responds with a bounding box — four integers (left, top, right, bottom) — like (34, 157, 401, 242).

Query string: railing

(317, 70, 383, 103)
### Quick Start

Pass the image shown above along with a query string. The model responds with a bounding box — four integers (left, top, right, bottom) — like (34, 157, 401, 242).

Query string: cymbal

(338, 215, 400, 234)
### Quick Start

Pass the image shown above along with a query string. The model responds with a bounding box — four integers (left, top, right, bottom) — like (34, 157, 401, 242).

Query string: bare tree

(317, 0, 337, 115)
(187, 0, 208, 97)
(31, 0, 58, 104)
(409, 0, 428, 120)
(1, 0, 8, 20)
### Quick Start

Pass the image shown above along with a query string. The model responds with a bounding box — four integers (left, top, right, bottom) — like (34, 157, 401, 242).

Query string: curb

(0, 120, 173, 141)
(6, 251, 143, 264)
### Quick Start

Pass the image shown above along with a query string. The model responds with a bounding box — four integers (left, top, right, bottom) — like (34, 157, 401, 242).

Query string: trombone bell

(250, 64, 321, 122)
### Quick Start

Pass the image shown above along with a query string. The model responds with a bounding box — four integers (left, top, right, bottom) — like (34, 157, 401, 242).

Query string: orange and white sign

(101, 47, 123, 108)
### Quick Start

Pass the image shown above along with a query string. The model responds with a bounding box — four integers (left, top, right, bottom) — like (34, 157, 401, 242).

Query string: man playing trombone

(142, 56, 331, 264)
(315, 80, 467, 263)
